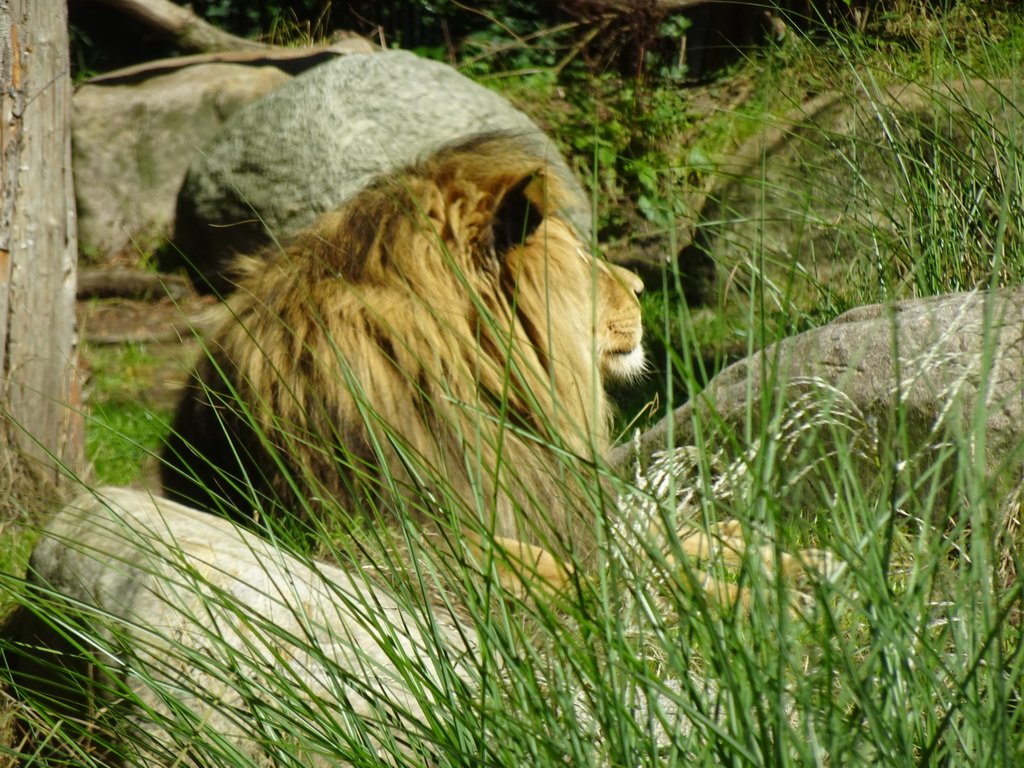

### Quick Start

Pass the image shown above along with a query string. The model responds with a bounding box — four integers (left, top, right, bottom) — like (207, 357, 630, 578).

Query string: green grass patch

(83, 341, 173, 485)
(86, 401, 167, 486)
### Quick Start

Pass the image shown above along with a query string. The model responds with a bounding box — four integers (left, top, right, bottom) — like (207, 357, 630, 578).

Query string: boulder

(18, 488, 477, 766)
(616, 288, 1024, 520)
(682, 80, 1024, 306)
(168, 50, 591, 291)
(73, 63, 291, 264)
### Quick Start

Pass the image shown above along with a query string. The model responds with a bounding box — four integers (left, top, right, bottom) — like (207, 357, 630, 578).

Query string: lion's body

(161, 134, 644, 571)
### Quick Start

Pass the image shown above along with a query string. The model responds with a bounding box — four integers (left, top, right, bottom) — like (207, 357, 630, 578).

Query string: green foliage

(86, 402, 167, 486)
(187, 0, 326, 41)
(491, 70, 695, 241)
(83, 342, 172, 486)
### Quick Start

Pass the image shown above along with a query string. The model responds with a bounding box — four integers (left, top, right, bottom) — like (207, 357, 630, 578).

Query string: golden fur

(161, 134, 645, 582)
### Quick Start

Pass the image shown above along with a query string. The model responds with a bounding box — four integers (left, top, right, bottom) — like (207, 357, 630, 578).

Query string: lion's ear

(490, 174, 545, 256)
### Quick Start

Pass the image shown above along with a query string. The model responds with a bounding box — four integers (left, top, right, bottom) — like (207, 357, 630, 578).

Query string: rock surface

(20, 487, 477, 766)
(616, 288, 1024, 516)
(73, 63, 291, 263)
(169, 50, 590, 290)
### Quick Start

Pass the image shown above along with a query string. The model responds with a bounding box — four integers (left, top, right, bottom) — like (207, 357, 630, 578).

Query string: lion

(160, 133, 821, 600)
(161, 133, 648, 589)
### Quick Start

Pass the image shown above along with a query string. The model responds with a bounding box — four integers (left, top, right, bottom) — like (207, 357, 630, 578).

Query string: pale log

(0, 0, 84, 484)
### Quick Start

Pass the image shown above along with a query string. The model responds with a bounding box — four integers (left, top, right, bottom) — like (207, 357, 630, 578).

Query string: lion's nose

(610, 264, 644, 295)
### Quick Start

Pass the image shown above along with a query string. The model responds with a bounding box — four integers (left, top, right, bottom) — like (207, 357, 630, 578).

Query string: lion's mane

(161, 133, 643, 564)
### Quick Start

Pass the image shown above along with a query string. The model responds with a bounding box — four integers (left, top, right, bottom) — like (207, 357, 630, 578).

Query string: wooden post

(0, 0, 84, 489)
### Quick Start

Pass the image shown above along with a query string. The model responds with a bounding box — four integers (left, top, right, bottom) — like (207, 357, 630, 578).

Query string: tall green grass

(6, 334, 1022, 766)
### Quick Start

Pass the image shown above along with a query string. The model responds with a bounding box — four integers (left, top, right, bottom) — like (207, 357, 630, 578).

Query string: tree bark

(90, 0, 276, 54)
(77, 268, 191, 301)
(0, 0, 84, 488)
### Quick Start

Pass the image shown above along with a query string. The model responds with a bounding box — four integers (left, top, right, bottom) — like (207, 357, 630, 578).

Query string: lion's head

(161, 133, 644, 572)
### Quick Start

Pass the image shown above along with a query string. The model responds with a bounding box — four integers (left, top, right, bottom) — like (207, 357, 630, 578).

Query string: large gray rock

(73, 64, 291, 263)
(683, 80, 1024, 306)
(19, 488, 477, 766)
(169, 50, 590, 290)
(617, 288, 1024, 520)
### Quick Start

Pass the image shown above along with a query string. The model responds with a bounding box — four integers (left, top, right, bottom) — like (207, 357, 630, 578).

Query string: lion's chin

(600, 345, 647, 383)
